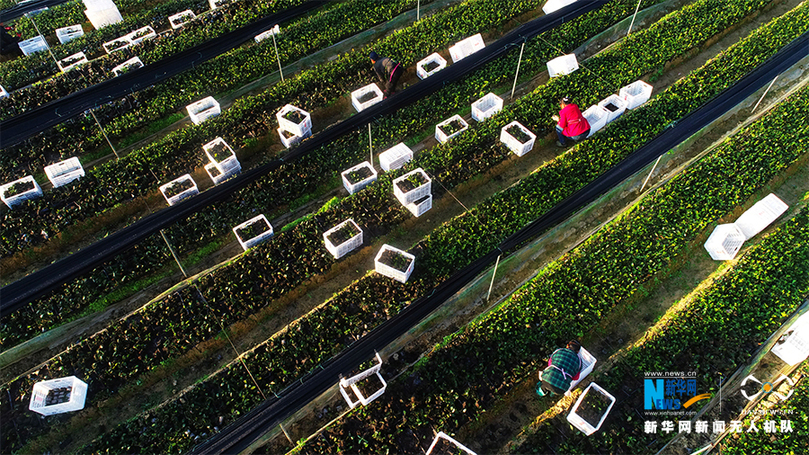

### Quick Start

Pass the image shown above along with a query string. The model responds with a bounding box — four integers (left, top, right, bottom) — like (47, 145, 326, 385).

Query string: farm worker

(536, 340, 583, 397)
(369, 51, 404, 98)
(552, 97, 590, 147)
(0, 24, 22, 57)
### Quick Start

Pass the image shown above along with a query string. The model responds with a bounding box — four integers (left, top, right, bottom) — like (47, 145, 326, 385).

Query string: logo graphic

(741, 374, 794, 402)
(643, 372, 709, 415)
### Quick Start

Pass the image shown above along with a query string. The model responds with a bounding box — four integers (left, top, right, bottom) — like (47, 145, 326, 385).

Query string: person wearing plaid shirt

(537, 341, 582, 396)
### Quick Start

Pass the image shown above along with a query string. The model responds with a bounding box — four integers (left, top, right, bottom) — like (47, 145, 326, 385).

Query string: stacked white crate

(203, 137, 240, 183)
(44, 157, 85, 187)
(55, 25, 84, 44)
(393, 167, 432, 217)
(339, 353, 386, 408)
(276, 104, 312, 148)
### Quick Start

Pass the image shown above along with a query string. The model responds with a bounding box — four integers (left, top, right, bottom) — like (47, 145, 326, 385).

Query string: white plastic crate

(254, 24, 280, 42)
(58, 51, 88, 72)
(1, 176, 43, 208)
(435, 114, 469, 143)
(168, 10, 196, 29)
(567, 383, 616, 435)
(18, 35, 49, 56)
(734, 193, 788, 240)
(341, 161, 377, 194)
(102, 36, 131, 54)
(351, 83, 384, 112)
(233, 214, 274, 251)
(375, 244, 415, 283)
(0, 85, 8, 98)
(598, 94, 627, 124)
(159, 174, 198, 206)
(276, 104, 312, 137)
(542, 0, 578, 14)
(416, 52, 447, 80)
(547, 53, 579, 78)
(471, 92, 503, 122)
(126, 26, 156, 45)
(85, 7, 123, 29)
(55, 24, 84, 44)
(277, 126, 311, 148)
(323, 219, 363, 259)
(448, 33, 485, 63)
(426, 432, 477, 455)
(339, 353, 386, 408)
(393, 168, 431, 204)
(187, 97, 221, 125)
(582, 105, 609, 138)
(28, 376, 88, 416)
(566, 347, 597, 394)
(704, 223, 746, 261)
(379, 143, 413, 172)
(202, 137, 239, 174)
(500, 121, 537, 157)
(403, 193, 432, 217)
(83, 0, 117, 10)
(209, 0, 227, 9)
(204, 160, 240, 185)
(111, 56, 144, 76)
(44, 157, 85, 188)
(619, 80, 653, 109)
(771, 312, 809, 366)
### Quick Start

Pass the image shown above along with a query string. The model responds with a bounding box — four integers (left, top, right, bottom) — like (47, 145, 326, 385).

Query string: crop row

(297, 74, 809, 454)
(722, 363, 809, 454)
(56, 3, 809, 452)
(0, 0, 547, 259)
(515, 207, 809, 454)
(0, 0, 684, 350)
(0, 0, 439, 180)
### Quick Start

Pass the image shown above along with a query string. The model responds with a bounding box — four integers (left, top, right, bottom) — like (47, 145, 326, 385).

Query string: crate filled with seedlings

(379, 143, 413, 172)
(435, 115, 468, 143)
(276, 104, 312, 137)
(233, 214, 274, 251)
(403, 194, 432, 217)
(500, 121, 537, 156)
(341, 161, 377, 194)
(254, 24, 280, 42)
(28, 376, 88, 416)
(126, 26, 156, 45)
(598, 94, 627, 123)
(547, 53, 578, 77)
(58, 51, 88, 72)
(111, 56, 144, 76)
(449, 33, 485, 63)
(18, 35, 49, 56)
(426, 432, 477, 455)
(416, 52, 447, 79)
(44, 157, 85, 187)
(393, 168, 431, 204)
(187, 97, 220, 125)
(582, 105, 609, 137)
(277, 127, 311, 148)
(375, 244, 415, 283)
(567, 383, 616, 435)
(168, 10, 196, 29)
(323, 219, 363, 259)
(209, 0, 227, 9)
(1, 176, 43, 208)
(471, 92, 503, 122)
(103, 36, 131, 54)
(56, 24, 84, 44)
(159, 174, 198, 206)
(619, 80, 653, 109)
(351, 83, 384, 112)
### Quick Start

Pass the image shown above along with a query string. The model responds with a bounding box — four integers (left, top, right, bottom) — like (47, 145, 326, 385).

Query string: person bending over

(552, 97, 590, 147)
(369, 51, 404, 98)
(536, 340, 583, 396)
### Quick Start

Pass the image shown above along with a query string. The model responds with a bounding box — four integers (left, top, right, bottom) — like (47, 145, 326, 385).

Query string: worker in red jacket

(369, 51, 404, 98)
(552, 97, 590, 147)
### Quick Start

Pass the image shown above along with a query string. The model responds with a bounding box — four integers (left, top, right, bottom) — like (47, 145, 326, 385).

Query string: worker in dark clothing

(552, 97, 590, 147)
(536, 340, 583, 397)
(369, 51, 404, 98)
(1, 24, 23, 57)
